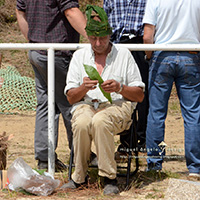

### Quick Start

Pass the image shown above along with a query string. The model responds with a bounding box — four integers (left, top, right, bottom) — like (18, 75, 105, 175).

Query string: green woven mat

(0, 65, 37, 114)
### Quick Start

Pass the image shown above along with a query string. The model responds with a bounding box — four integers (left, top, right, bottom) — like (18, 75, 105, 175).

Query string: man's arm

(101, 80, 144, 103)
(67, 77, 98, 105)
(143, 24, 155, 60)
(118, 85, 144, 103)
(16, 9, 29, 41)
(67, 78, 144, 104)
(64, 7, 88, 39)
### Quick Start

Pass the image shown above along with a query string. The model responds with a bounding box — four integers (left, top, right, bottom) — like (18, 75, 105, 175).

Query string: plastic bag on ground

(7, 157, 60, 196)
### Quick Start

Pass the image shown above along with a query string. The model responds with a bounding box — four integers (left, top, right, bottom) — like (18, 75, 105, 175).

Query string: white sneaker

(189, 173, 200, 178)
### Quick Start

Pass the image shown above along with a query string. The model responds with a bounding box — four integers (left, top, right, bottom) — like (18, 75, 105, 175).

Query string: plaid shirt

(103, 0, 147, 43)
(16, 0, 80, 56)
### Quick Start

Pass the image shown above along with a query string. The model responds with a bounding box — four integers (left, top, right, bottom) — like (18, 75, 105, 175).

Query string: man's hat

(85, 5, 112, 37)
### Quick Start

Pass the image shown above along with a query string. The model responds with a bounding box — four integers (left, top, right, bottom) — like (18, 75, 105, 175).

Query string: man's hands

(83, 77, 121, 93)
(101, 79, 121, 93)
(83, 77, 98, 90)
(67, 77, 98, 105)
(83, 77, 144, 102)
(67, 76, 144, 104)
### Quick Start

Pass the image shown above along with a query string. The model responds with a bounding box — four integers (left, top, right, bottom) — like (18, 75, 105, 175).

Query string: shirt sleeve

(143, 0, 157, 26)
(126, 51, 145, 91)
(16, 0, 26, 11)
(64, 50, 83, 94)
(58, 0, 79, 13)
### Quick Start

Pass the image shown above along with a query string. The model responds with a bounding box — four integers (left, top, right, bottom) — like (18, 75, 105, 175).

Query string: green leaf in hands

(84, 64, 112, 103)
(99, 85, 112, 103)
(84, 64, 103, 83)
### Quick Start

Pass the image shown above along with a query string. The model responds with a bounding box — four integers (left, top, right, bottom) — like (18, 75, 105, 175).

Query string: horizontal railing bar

(0, 43, 200, 51)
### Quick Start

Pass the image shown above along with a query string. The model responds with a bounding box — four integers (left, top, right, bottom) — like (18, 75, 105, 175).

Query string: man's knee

(92, 113, 111, 130)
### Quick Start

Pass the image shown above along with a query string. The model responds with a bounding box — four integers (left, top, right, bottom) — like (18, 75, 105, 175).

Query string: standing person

(16, 0, 87, 171)
(143, 0, 200, 175)
(103, 0, 149, 151)
(61, 5, 145, 195)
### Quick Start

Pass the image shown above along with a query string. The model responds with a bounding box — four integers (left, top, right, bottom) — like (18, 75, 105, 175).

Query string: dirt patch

(0, 105, 191, 199)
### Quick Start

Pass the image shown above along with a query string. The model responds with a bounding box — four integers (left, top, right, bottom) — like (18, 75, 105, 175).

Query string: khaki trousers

(71, 101, 134, 184)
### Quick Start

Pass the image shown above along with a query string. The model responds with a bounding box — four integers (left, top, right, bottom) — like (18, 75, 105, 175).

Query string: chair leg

(125, 109, 139, 187)
(68, 144, 74, 181)
(126, 150, 132, 187)
(133, 110, 139, 172)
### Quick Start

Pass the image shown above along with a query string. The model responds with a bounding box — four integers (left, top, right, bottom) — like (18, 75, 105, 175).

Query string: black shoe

(60, 179, 78, 189)
(90, 152, 98, 166)
(146, 162, 162, 172)
(38, 159, 67, 172)
(38, 160, 48, 170)
(61, 176, 88, 189)
(103, 177, 119, 195)
(55, 159, 68, 172)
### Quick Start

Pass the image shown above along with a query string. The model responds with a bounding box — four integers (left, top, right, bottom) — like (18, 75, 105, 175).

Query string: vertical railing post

(47, 47, 55, 176)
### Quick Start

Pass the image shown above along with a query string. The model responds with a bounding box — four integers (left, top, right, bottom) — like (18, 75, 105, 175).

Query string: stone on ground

(165, 178, 200, 199)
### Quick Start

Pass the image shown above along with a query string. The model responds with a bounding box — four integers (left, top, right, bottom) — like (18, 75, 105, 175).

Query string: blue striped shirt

(103, 0, 147, 43)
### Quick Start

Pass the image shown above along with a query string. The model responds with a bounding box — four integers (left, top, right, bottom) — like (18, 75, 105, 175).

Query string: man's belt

(188, 51, 199, 54)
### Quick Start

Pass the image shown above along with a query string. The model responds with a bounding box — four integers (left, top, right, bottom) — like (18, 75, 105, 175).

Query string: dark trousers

(29, 50, 72, 162)
(119, 36, 149, 149)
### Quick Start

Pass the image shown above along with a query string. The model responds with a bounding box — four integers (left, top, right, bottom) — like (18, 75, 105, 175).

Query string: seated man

(62, 5, 145, 195)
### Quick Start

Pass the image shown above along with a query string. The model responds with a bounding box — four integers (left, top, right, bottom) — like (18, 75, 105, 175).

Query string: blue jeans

(146, 51, 200, 173)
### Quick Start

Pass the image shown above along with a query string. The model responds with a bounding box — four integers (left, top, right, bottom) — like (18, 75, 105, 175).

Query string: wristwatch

(116, 83, 123, 94)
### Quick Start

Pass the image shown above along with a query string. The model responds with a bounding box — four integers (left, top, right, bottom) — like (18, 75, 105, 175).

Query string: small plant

(163, 170, 180, 179)
(33, 168, 47, 175)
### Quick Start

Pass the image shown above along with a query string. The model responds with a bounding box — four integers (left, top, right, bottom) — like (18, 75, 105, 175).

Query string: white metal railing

(1, 43, 200, 176)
